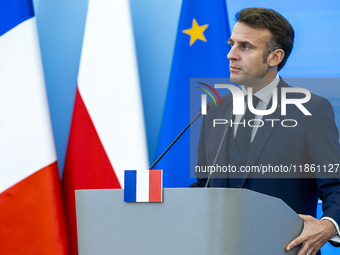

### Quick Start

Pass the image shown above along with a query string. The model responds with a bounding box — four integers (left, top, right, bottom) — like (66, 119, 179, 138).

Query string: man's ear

(268, 49, 285, 68)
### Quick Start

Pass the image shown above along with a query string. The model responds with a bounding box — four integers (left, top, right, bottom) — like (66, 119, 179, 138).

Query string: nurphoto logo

(197, 82, 312, 128)
(199, 83, 311, 116)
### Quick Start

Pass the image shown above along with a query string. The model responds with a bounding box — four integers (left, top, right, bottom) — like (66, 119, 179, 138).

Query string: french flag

(124, 170, 163, 202)
(0, 0, 69, 253)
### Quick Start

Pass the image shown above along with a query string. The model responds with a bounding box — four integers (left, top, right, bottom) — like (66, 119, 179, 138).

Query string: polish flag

(62, 0, 149, 254)
(0, 0, 69, 254)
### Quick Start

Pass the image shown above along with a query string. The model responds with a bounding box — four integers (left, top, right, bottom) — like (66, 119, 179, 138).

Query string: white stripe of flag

(137, 170, 149, 202)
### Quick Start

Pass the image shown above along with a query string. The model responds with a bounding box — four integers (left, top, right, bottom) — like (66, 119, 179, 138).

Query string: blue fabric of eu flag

(155, 0, 231, 187)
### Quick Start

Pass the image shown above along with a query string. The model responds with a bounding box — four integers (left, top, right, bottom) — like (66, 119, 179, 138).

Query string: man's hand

(286, 215, 337, 255)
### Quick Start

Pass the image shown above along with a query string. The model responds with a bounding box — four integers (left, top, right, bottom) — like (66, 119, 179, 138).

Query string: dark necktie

(235, 95, 260, 155)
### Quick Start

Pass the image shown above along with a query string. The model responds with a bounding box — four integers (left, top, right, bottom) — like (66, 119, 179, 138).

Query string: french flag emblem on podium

(124, 170, 163, 202)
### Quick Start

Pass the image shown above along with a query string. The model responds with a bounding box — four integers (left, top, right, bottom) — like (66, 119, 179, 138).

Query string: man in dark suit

(190, 8, 340, 255)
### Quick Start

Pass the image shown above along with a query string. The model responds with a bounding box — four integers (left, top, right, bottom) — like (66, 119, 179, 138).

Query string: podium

(75, 188, 303, 255)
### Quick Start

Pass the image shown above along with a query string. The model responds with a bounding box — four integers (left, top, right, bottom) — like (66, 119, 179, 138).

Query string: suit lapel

(240, 80, 287, 185)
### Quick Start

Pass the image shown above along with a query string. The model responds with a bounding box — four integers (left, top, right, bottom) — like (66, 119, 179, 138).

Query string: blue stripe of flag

(124, 170, 137, 202)
(0, 0, 34, 37)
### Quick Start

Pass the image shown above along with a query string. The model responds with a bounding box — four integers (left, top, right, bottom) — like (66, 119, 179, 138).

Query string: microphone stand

(149, 107, 209, 170)
(205, 109, 233, 188)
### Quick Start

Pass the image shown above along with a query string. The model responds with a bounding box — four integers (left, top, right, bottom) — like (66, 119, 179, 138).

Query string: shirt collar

(241, 74, 280, 104)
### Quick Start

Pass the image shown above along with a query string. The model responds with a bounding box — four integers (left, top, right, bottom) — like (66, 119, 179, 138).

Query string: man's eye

(242, 45, 250, 50)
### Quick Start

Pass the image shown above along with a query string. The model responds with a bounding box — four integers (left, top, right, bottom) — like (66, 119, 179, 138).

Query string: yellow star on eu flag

(182, 18, 209, 46)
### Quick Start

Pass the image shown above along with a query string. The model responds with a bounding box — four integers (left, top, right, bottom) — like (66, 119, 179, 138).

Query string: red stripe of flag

(149, 170, 162, 202)
(0, 162, 69, 254)
(62, 88, 121, 255)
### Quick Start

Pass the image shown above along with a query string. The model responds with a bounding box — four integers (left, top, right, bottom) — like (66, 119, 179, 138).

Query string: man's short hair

(236, 8, 294, 71)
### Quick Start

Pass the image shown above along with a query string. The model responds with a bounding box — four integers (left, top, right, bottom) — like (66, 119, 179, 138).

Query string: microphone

(149, 105, 210, 170)
(205, 107, 233, 188)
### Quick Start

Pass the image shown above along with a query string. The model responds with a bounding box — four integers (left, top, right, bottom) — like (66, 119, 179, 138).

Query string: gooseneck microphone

(149, 105, 210, 170)
(205, 108, 233, 188)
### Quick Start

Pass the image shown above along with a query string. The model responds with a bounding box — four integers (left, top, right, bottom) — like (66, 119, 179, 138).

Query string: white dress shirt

(233, 75, 280, 141)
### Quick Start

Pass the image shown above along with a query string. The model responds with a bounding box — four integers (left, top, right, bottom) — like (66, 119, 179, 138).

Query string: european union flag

(156, 0, 231, 187)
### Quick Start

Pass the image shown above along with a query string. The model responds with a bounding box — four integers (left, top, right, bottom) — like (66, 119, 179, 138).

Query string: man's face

(227, 22, 273, 85)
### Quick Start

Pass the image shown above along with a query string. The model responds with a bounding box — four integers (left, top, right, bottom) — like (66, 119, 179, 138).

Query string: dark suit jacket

(191, 79, 340, 243)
